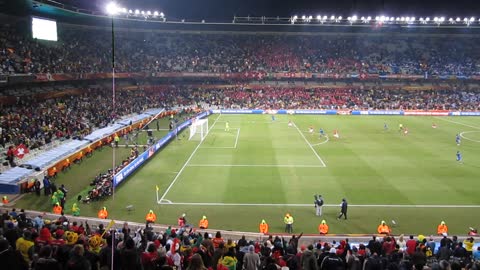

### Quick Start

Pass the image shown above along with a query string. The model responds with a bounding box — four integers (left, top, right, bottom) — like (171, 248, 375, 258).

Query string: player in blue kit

(456, 134, 461, 146)
(456, 151, 463, 163)
(319, 128, 325, 137)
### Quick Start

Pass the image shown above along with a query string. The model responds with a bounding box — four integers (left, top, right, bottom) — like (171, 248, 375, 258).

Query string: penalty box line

(292, 122, 327, 167)
(186, 164, 326, 168)
(200, 128, 241, 149)
(158, 114, 222, 202)
(157, 202, 480, 208)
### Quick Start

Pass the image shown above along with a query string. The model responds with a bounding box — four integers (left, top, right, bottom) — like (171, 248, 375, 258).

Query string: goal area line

(156, 201, 480, 208)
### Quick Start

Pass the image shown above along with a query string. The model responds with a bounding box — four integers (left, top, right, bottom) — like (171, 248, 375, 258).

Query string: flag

(14, 144, 29, 159)
(156, 185, 159, 191)
(101, 220, 116, 238)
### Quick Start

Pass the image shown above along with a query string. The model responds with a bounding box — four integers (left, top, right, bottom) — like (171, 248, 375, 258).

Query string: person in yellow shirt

(16, 230, 34, 265)
(284, 213, 294, 233)
(464, 237, 475, 258)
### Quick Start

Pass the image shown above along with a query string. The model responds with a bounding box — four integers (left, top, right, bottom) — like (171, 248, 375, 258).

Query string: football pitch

(17, 114, 480, 234)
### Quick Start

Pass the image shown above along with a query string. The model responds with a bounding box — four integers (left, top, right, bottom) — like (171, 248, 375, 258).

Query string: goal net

(189, 118, 209, 141)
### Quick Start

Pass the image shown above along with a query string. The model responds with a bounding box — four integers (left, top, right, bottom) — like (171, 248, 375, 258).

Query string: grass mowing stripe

(158, 114, 222, 202)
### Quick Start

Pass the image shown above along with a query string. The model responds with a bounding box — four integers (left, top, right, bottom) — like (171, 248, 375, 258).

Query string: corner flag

(156, 185, 159, 191)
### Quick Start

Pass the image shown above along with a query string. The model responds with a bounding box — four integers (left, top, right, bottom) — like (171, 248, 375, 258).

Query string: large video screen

(32, 17, 58, 41)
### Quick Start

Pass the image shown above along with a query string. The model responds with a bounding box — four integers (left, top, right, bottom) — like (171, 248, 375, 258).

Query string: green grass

(16, 115, 480, 235)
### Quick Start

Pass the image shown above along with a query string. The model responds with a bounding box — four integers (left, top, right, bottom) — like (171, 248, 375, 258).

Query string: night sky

(36, 0, 480, 20)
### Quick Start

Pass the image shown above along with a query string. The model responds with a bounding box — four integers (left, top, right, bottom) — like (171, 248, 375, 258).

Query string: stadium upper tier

(1, 17, 480, 76)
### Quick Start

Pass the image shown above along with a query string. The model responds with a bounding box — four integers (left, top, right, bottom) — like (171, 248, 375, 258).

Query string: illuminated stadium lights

(470, 17, 475, 22)
(128, 9, 133, 14)
(302, 15, 306, 20)
(330, 15, 335, 20)
(134, 9, 140, 15)
(146, 11, 151, 15)
(456, 17, 461, 22)
(316, 15, 321, 20)
(153, 11, 159, 16)
(105, 2, 118, 15)
(141, 11, 145, 15)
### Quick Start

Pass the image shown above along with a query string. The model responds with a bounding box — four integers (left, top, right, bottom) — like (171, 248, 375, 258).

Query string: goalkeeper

(225, 121, 230, 132)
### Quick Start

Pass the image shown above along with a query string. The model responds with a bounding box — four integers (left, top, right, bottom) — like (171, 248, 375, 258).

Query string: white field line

(210, 128, 239, 130)
(156, 202, 480, 208)
(234, 128, 240, 148)
(459, 131, 480, 143)
(187, 164, 325, 168)
(311, 135, 330, 146)
(158, 114, 222, 202)
(292, 123, 327, 167)
(140, 129, 171, 131)
(434, 117, 480, 130)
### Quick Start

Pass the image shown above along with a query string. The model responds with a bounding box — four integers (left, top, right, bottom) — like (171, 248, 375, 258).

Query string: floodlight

(433, 17, 438, 22)
(470, 17, 475, 22)
(147, 11, 151, 15)
(456, 17, 460, 22)
(425, 17, 430, 21)
(338, 16, 342, 20)
(105, 2, 118, 15)
(367, 16, 371, 20)
(439, 17, 445, 22)
(323, 16, 327, 20)
(308, 15, 313, 19)
(128, 9, 133, 14)
(448, 18, 453, 22)
(400, 17, 405, 21)
(464, 17, 468, 22)
(351, 15, 357, 21)
(316, 15, 321, 20)
(293, 15, 298, 20)
(141, 10, 145, 15)
(419, 17, 424, 21)
(330, 15, 335, 20)
(302, 15, 306, 20)
(154, 11, 159, 16)
(375, 16, 379, 21)
(410, 17, 415, 22)
(160, 12, 164, 17)
(134, 9, 140, 14)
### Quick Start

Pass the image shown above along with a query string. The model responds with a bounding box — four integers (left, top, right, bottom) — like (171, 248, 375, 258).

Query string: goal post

(189, 118, 209, 141)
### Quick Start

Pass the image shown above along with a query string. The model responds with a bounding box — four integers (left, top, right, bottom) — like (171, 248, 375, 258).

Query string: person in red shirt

(406, 235, 417, 255)
(141, 243, 160, 268)
(212, 231, 224, 249)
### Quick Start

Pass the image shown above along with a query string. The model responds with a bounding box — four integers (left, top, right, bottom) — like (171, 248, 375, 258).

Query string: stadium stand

(1, 206, 480, 270)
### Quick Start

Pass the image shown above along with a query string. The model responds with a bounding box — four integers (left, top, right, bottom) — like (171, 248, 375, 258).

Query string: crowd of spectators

(0, 86, 479, 162)
(2, 22, 480, 76)
(1, 209, 480, 270)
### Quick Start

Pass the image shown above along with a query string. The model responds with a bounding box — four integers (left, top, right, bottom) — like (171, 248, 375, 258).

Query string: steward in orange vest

(199, 215, 209, 229)
(318, 220, 329, 234)
(98, 207, 108, 219)
(259, 219, 269, 234)
(377, 220, 391, 235)
(2, 196, 8, 204)
(53, 203, 63, 214)
(146, 210, 157, 223)
(437, 221, 448, 235)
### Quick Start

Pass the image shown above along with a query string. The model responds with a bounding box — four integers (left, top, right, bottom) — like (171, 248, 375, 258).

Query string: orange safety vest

(318, 224, 329, 234)
(53, 205, 63, 214)
(437, 224, 448, 235)
(377, 225, 391, 234)
(2, 197, 9, 204)
(98, 209, 108, 219)
(146, 212, 156, 222)
(199, 219, 209, 229)
(259, 223, 269, 234)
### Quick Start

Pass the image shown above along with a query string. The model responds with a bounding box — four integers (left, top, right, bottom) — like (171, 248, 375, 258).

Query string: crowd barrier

(212, 109, 480, 116)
